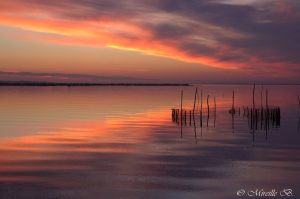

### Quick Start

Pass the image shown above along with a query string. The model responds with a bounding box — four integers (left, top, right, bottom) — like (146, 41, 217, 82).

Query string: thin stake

(214, 96, 216, 128)
(196, 91, 200, 112)
(207, 95, 210, 127)
(253, 84, 256, 108)
(180, 90, 183, 120)
(266, 89, 269, 108)
(200, 90, 203, 127)
(261, 85, 263, 108)
(232, 91, 235, 111)
(207, 95, 210, 114)
(180, 90, 183, 138)
(193, 88, 198, 115)
(184, 110, 187, 125)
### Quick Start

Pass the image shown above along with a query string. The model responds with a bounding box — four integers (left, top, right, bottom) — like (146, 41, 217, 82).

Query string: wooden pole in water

(207, 95, 210, 127)
(253, 84, 256, 108)
(193, 88, 198, 116)
(180, 90, 183, 128)
(184, 110, 187, 125)
(264, 89, 268, 131)
(180, 90, 183, 138)
(200, 90, 203, 127)
(196, 91, 200, 112)
(252, 84, 256, 144)
(232, 91, 235, 111)
(261, 85, 263, 108)
(214, 96, 216, 128)
(180, 90, 183, 120)
(266, 89, 269, 108)
(172, 109, 175, 121)
(231, 92, 235, 133)
(207, 95, 210, 116)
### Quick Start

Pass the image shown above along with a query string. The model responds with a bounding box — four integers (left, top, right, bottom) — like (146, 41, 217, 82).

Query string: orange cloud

(0, 2, 242, 70)
(0, 0, 299, 76)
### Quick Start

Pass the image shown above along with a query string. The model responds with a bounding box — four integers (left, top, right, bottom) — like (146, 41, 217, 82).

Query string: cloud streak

(0, 0, 299, 76)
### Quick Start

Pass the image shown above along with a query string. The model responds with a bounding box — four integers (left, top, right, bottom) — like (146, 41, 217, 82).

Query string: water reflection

(0, 85, 300, 199)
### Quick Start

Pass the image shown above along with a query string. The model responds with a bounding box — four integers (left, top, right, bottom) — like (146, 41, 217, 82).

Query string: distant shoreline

(0, 82, 190, 87)
(1, 82, 299, 87)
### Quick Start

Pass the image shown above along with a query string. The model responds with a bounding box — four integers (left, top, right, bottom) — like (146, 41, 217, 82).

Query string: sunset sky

(0, 0, 299, 83)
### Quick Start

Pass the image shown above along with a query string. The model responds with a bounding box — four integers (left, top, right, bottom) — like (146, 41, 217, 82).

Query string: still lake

(0, 85, 300, 199)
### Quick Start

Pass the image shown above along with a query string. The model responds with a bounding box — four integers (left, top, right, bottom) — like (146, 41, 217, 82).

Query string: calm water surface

(0, 85, 300, 199)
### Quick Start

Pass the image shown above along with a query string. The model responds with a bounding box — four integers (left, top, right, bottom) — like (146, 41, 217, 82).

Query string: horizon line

(1, 81, 300, 86)
(0, 81, 190, 87)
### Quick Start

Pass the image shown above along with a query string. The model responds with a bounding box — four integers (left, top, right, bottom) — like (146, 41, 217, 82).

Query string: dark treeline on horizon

(0, 81, 190, 87)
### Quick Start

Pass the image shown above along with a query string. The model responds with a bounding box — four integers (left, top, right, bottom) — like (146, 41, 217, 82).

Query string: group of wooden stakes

(171, 84, 283, 131)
